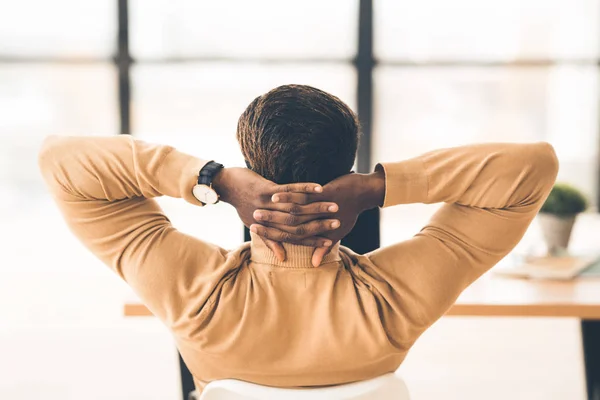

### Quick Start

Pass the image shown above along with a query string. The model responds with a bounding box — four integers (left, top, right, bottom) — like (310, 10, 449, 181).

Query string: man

(39, 85, 558, 393)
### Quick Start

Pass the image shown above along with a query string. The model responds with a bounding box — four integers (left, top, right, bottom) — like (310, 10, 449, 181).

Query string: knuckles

(288, 205, 302, 215)
(294, 225, 306, 236)
(279, 232, 293, 242)
(284, 215, 299, 226)
(260, 228, 270, 239)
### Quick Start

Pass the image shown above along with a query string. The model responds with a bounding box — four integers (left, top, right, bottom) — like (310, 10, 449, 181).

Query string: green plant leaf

(540, 183, 588, 217)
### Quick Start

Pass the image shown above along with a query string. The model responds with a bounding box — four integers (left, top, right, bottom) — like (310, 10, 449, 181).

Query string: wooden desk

(450, 275, 600, 319)
(125, 274, 600, 319)
(124, 275, 600, 400)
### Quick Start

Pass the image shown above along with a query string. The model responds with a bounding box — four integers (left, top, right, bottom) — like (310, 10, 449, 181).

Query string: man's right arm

(364, 142, 558, 344)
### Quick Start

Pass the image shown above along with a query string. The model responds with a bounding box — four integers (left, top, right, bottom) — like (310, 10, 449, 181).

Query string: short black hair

(236, 84, 359, 185)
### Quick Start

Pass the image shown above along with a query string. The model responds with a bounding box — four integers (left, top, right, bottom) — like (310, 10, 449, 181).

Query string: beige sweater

(39, 135, 558, 391)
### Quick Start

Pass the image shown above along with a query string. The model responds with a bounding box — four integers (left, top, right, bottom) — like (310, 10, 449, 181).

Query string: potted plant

(538, 183, 588, 255)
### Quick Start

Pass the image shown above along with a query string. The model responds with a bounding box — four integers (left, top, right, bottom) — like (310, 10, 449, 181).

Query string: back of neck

(249, 232, 341, 268)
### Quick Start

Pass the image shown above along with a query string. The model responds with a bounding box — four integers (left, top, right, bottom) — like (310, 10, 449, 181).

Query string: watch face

(192, 184, 219, 204)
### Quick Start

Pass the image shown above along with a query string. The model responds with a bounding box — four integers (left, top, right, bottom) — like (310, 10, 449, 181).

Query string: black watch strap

(198, 161, 224, 186)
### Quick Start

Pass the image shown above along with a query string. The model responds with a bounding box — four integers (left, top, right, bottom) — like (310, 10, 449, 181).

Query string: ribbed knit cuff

(377, 157, 429, 207)
(159, 148, 208, 206)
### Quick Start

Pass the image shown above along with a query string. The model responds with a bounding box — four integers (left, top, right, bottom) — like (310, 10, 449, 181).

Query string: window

(130, 0, 357, 59)
(131, 62, 355, 247)
(0, 1, 117, 213)
(128, 0, 358, 248)
(373, 0, 600, 246)
(374, 0, 600, 61)
(0, 1, 116, 58)
(1, 0, 597, 249)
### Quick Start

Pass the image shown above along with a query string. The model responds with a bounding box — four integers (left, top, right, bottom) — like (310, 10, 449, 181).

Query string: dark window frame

(0, 0, 597, 206)
(113, 0, 599, 208)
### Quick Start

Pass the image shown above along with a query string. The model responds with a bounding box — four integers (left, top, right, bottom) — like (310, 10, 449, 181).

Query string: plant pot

(538, 213, 577, 255)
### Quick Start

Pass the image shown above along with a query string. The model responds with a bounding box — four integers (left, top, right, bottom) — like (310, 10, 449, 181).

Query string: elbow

(38, 135, 60, 172)
(38, 135, 75, 171)
(38, 135, 73, 187)
(519, 142, 559, 206)
(533, 142, 559, 189)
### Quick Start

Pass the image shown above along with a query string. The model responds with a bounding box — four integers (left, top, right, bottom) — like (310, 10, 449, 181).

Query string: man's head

(237, 84, 359, 186)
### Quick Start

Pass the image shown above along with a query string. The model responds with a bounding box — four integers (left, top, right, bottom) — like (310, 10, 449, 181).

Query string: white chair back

(198, 373, 409, 400)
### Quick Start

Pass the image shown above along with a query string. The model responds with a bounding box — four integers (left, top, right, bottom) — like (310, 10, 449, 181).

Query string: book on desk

(494, 255, 600, 280)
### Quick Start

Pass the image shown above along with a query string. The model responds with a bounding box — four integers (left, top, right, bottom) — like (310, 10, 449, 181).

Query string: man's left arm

(39, 135, 227, 329)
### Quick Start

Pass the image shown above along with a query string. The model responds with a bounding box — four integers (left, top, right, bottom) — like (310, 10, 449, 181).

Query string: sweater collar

(249, 232, 341, 268)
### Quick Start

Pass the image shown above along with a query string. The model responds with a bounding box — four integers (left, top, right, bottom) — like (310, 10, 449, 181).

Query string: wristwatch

(192, 161, 224, 205)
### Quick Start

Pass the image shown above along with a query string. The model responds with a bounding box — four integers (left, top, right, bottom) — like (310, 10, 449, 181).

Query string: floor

(0, 198, 592, 400)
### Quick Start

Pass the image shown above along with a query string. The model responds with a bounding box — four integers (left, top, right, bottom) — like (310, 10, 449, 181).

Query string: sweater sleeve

(39, 135, 228, 330)
(365, 142, 558, 347)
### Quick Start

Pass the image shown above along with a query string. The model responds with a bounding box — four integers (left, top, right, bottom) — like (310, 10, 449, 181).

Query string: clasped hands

(213, 167, 385, 267)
